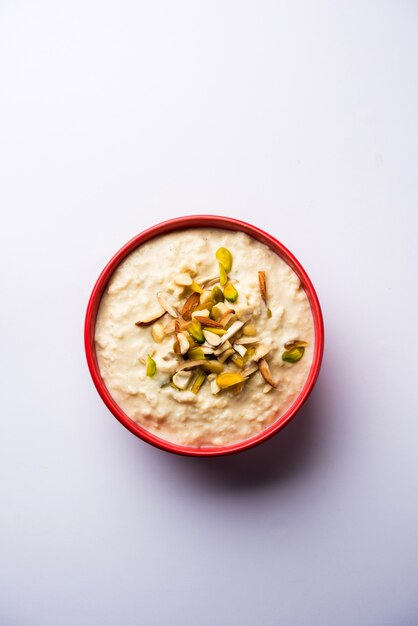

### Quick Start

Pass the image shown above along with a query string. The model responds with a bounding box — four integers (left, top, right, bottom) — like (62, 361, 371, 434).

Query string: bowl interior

(85, 215, 324, 456)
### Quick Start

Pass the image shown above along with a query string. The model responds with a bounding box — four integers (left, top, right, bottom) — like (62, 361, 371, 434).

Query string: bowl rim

(84, 215, 324, 457)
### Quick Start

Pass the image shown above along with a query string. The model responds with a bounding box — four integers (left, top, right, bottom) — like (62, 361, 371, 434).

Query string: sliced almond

(233, 343, 247, 358)
(163, 319, 177, 334)
(217, 347, 235, 363)
(174, 272, 192, 286)
(263, 384, 273, 394)
(234, 336, 260, 345)
(157, 292, 179, 318)
(258, 358, 277, 387)
(210, 378, 221, 394)
(203, 330, 222, 347)
(181, 292, 200, 320)
(174, 320, 180, 333)
(194, 316, 223, 328)
(172, 371, 193, 390)
(253, 343, 270, 361)
(241, 364, 259, 378)
(220, 320, 244, 344)
(258, 271, 267, 304)
(214, 341, 232, 356)
(177, 332, 190, 355)
(201, 276, 220, 289)
(151, 321, 165, 343)
(135, 308, 166, 326)
(175, 359, 209, 372)
(199, 290, 213, 305)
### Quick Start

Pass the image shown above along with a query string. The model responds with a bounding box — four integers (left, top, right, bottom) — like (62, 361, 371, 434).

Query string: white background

(1, 1, 418, 625)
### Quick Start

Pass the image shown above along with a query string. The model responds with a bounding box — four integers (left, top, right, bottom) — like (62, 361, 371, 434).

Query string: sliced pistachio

(190, 280, 203, 294)
(244, 346, 257, 361)
(218, 348, 235, 363)
(146, 354, 157, 377)
(284, 340, 308, 350)
(216, 247, 233, 273)
(233, 343, 247, 358)
(219, 262, 228, 286)
(203, 330, 223, 347)
(202, 360, 224, 374)
(258, 358, 277, 387)
(172, 370, 193, 390)
(174, 272, 192, 286)
(181, 292, 200, 320)
(230, 353, 245, 368)
(193, 316, 223, 328)
(135, 308, 166, 327)
(267, 307, 272, 319)
(224, 282, 238, 303)
(211, 285, 224, 304)
(157, 292, 179, 318)
(188, 346, 205, 360)
(216, 372, 244, 389)
(203, 327, 226, 336)
(151, 321, 165, 343)
(188, 319, 204, 344)
(177, 332, 190, 355)
(258, 271, 267, 304)
(191, 370, 207, 394)
(282, 346, 305, 363)
(242, 323, 257, 337)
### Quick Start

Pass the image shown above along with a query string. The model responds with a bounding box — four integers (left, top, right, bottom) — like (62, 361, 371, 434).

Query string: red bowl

(85, 215, 324, 457)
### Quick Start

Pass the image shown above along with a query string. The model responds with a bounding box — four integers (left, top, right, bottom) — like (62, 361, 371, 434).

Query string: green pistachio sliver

(202, 360, 224, 374)
(211, 285, 224, 304)
(190, 280, 203, 294)
(188, 319, 204, 344)
(219, 262, 228, 286)
(216, 247, 233, 273)
(188, 346, 205, 360)
(230, 352, 245, 368)
(242, 323, 257, 337)
(267, 307, 272, 319)
(224, 282, 238, 303)
(191, 370, 207, 394)
(203, 326, 226, 336)
(216, 372, 244, 389)
(282, 346, 305, 363)
(146, 354, 157, 377)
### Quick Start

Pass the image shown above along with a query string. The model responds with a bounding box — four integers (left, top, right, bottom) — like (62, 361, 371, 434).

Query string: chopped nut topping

(193, 316, 223, 328)
(216, 372, 244, 389)
(181, 292, 200, 320)
(258, 271, 267, 304)
(174, 272, 192, 286)
(135, 309, 166, 326)
(157, 292, 179, 318)
(258, 358, 277, 387)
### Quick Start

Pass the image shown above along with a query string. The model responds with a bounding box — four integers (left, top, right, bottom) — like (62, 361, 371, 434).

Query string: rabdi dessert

(95, 229, 314, 447)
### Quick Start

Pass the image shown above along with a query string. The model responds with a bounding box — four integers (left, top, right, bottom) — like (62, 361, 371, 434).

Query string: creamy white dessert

(95, 228, 315, 447)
